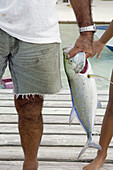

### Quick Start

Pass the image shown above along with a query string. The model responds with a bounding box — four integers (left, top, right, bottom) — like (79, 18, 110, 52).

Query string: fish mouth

(80, 60, 88, 74)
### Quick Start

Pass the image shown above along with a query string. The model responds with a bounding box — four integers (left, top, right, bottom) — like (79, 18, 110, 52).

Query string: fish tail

(77, 140, 102, 159)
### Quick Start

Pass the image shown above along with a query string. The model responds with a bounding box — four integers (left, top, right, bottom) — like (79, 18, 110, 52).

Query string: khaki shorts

(0, 29, 62, 97)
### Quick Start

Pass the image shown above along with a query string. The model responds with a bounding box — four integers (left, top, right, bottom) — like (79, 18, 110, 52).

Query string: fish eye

(68, 60, 72, 65)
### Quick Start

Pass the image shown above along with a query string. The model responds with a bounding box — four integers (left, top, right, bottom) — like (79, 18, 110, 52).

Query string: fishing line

(87, 74, 113, 85)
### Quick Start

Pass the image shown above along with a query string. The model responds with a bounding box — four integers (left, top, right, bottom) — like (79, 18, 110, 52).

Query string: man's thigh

(10, 41, 62, 96)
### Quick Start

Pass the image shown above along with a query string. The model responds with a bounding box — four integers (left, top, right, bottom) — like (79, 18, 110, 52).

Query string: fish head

(63, 50, 86, 74)
(63, 51, 75, 74)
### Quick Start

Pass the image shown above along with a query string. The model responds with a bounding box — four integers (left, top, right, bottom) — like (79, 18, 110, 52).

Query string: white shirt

(0, 0, 61, 43)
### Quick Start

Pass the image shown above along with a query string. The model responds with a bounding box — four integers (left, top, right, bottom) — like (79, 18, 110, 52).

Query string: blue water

(60, 24, 113, 90)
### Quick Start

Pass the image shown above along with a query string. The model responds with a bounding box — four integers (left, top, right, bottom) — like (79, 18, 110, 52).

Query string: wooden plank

(0, 100, 108, 108)
(58, 90, 109, 95)
(0, 124, 102, 135)
(41, 134, 113, 147)
(0, 94, 109, 102)
(0, 114, 104, 125)
(0, 134, 113, 147)
(39, 161, 113, 170)
(0, 161, 23, 170)
(0, 107, 106, 116)
(0, 161, 112, 170)
(0, 107, 17, 114)
(38, 161, 113, 170)
(0, 146, 112, 162)
(0, 89, 109, 94)
(0, 89, 13, 93)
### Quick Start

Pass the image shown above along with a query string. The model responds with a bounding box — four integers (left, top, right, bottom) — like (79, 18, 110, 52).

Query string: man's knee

(15, 95, 43, 121)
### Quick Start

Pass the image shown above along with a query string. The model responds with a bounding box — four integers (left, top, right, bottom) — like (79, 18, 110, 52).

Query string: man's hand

(67, 32, 93, 59)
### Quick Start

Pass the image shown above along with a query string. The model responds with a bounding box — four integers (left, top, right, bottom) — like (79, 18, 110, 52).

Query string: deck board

(0, 134, 113, 147)
(0, 100, 108, 108)
(0, 161, 112, 170)
(0, 107, 107, 116)
(0, 89, 112, 169)
(0, 114, 105, 124)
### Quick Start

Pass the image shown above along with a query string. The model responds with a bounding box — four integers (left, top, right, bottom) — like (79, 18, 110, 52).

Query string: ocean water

(3, 24, 113, 90)
(60, 24, 113, 90)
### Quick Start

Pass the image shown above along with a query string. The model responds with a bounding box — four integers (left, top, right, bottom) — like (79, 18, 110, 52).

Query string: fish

(63, 46, 102, 159)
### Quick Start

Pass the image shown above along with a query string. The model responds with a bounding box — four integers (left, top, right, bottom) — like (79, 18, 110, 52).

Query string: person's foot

(83, 154, 106, 170)
(23, 160, 38, 170)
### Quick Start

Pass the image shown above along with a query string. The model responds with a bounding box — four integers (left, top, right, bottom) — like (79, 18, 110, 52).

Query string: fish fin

(97, 100, 102, 108)
(88, 74, 113, 85)
(69, 107, 76, 125)
(77, 140, 102, 159)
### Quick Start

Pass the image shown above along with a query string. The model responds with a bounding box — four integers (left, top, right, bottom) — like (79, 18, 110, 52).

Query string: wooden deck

(0, 89, 113, 170)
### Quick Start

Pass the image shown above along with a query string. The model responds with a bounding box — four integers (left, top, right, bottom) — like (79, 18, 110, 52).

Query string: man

(0, 0, 94, 169)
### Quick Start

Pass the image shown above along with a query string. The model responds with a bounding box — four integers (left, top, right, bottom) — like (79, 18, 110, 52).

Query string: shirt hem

(0, 27, 61, 44)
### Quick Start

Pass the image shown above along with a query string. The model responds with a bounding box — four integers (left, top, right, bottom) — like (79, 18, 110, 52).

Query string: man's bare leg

(83, 70, 113, 170)
(15, 95, 43, 170)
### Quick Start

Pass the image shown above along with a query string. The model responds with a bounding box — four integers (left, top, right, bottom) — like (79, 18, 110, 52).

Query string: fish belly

(69, 66, 97, 136)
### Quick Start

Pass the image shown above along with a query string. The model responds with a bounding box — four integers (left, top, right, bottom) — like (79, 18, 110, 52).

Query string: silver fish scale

(69, 70, 94, 133)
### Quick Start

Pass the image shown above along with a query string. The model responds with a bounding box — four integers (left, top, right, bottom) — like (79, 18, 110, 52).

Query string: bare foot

(83, 155, 106, 170)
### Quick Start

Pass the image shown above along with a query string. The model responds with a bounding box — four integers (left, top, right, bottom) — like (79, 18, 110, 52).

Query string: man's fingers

(85, 53, 90, 59)
(67, 47, 81, 58)
(67, 48, 93, 59)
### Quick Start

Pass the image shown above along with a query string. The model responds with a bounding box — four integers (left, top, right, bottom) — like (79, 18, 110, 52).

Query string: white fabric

(0, 0, 61, 43)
